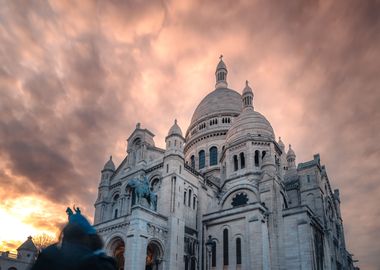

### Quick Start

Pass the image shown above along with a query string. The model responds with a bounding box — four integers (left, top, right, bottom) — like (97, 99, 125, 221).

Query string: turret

(101, 156, 115, 182)
(242, 80, 254, 110)
(286, 144, 296, 169)
(165, 119, 185, 158)
(94, 156, 115, 224)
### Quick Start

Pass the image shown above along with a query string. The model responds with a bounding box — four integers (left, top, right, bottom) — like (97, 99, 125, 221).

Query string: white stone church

(93, 58, 357, 270)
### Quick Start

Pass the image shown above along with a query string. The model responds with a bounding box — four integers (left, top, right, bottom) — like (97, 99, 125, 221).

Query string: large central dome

(190, 87, 241, 126)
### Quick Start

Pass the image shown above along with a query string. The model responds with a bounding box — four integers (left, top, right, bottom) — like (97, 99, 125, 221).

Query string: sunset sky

(0, 0, 379, 269)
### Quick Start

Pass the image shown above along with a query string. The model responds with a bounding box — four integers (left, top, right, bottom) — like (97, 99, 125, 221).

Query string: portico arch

(107, 237, 125, 270)
(145, 240, 164, 270)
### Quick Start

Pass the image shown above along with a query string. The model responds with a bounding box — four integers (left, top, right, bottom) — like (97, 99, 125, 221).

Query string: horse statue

(126, 176, 157, 210)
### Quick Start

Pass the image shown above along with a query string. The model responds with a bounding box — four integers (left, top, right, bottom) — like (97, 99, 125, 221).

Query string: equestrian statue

(126, 175, 157, 210)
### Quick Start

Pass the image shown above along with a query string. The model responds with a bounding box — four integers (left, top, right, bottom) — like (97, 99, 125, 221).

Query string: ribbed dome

(103, 156, 115, 171)
(168, 119, 183, 136)
(190, 88, 241, 127)
(226, 109, 275, 144)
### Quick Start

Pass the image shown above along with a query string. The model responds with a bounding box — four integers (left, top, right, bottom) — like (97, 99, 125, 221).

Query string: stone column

(248, 215, 264, 270)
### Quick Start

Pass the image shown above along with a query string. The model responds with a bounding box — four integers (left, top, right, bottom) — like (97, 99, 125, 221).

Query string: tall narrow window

(114, 209, 118, 219)
(193, 196, 196, 209)
(190, 155, 195, 169)
(184, 191, 187, 204)
(262, 151, 266, 159)
(199, 150, 205, 169)
(188, 189, 192, 207)
(236, 238, 242, 265)
(233, 155, 238, 171)
(212, 241, 216, 267)
(240, 152, 245, 169)
(210, 146, 218, 166)
(254, 150, 260, 167)
(223, 229, 229, 265)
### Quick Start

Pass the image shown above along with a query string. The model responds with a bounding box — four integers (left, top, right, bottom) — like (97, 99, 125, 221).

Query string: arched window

(223, 229, 229, 265)
(212, 241, 216, 267)
(262, 151, 266, 159)
(193, 196, 196, 209)
(188, 189, 192, 207)
(233, 155, 238, 171)
(254, 150, 260, 167)
(236, 238, 242, 265)
(199, 150, 205, 169)
(114, 209, 118, 219)
(240, 152, 245, 169)
(184, 191, 187, 204)
(210, 147, 218, 166)
(190, 155, 195, 169)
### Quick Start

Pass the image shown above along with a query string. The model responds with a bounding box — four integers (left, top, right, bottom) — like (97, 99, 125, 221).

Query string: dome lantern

(242, 80, 254, 110)
(215, 55, 228, 89)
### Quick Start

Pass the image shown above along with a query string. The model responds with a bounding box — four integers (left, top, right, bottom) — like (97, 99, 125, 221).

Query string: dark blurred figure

(31, 207, 116, 270)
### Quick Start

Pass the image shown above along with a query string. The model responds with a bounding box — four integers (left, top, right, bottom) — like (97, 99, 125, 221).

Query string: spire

(242, 80, 254, 110)
(215, 55, 228, 89)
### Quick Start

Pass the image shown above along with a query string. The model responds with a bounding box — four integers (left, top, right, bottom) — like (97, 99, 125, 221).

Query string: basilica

(93, 58, 357, 270)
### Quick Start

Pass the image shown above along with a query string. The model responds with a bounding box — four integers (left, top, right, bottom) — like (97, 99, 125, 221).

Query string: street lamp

(205, 235, 213, 270)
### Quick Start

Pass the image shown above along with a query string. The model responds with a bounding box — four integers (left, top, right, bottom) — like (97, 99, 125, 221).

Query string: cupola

(165, 119, 184, 157)
(286, 144, 296, 169)
(168, 119, 183, 137)
(103, 156, 115, 172)
(215, 55, 228, 89)
(242, 80, 254, 110)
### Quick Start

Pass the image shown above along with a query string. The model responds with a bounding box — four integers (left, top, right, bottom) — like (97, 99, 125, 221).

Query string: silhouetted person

(31, 207, 116, 270)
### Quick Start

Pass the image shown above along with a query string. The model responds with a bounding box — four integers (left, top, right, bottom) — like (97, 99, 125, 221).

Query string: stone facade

(0, 237, 37, 270)
(93, 58, 357, 270)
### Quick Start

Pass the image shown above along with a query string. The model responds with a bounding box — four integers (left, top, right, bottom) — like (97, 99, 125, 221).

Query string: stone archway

(109, 237, 125, 270)
(145, 241, 163, 270)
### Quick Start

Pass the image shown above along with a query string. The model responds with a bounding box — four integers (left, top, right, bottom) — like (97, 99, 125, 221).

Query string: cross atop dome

(215, 55, 228, 89)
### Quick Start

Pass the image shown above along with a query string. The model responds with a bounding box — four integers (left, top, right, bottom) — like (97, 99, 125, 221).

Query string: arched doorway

(109, 237, 125, 270)
(145, 241, 163, 270)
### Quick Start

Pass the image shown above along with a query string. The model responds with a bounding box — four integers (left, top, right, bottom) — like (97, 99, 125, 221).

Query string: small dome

(226, 109, 275, 144)
(168, 119, 183, 136)
(287, 144, 296, 158)
(103, 156, 115, 171)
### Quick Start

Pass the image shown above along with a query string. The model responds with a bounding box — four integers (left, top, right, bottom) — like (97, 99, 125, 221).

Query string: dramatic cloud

(0, 0, 379, 268)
